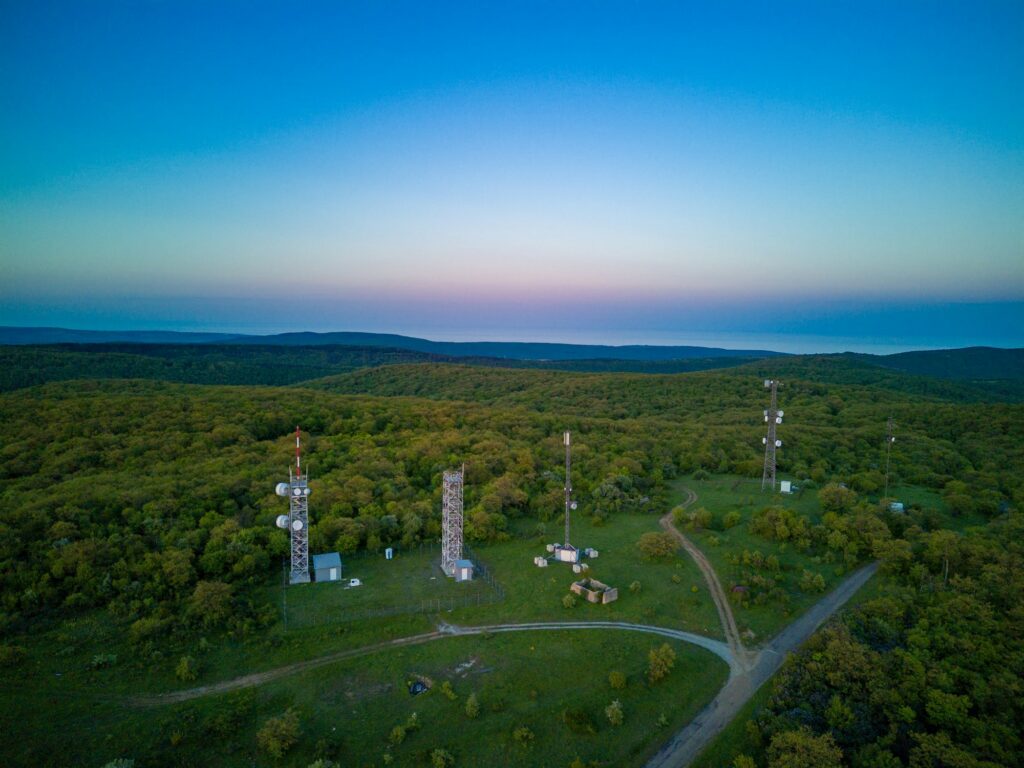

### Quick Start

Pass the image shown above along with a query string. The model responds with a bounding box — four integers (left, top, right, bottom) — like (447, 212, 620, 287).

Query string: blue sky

(1, 1, 1022, 350)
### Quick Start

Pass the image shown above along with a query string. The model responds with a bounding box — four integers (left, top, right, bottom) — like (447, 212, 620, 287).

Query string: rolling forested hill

(0, 344, 764, 392)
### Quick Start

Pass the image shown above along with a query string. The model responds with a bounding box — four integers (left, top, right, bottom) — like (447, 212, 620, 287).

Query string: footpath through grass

(7, 630, 728, 768)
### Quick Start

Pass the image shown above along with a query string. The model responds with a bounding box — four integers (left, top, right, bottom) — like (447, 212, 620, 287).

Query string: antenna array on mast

(274, 426, 311, 584)
(761, 380, 783, 491)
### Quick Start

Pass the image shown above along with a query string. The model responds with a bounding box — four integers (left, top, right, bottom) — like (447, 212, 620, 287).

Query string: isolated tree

(175, 655, 199, 682)
(648, 643, 677, 683)
(257, 709, 301, 759)
(637, 532, 677, 559)
(605, 699, 624, 726)
(608, 670, 626, 690)
(430, 748, 455, 768)
(465, 693, 480, 719)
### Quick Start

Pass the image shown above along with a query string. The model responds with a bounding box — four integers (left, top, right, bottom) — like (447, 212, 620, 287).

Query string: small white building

(454, 559, 474, 582)
(780, 480, 792, 494)
(554, 545, 580, 563)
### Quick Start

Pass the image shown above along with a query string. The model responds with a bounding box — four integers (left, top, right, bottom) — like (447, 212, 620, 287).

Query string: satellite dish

(776, 416, 783, 424)
(778, 410, 784, 417)
(570, 501, 578, 510)
(292, 519, 304, 531)
(775, 440, 783, 447)
(275, 483, 290, 497)
(292, 487, 302, 496)
(275, 514, 290, 529)
(302, 487, 311, 496)
(762, 437, 767, 444)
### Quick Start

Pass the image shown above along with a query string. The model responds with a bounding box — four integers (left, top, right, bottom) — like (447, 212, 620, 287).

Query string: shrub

(657, 712, 669, 728)
(685, 507, 713, 531)
(608, 670, 626, 690)
(819, 483, 857, 513)
(648, 643, 677, 683)
(723, 510, 742, 529)
(562, 593, 577, 608)
(799, 570, 826, 593)
(512, 726, 534, 746)
(465, 693, 480, 719)
(637, 532, 677, 559)
(563, 708, 597, 734)
(100, 761, 135, 768)
(605, 699, 624, 726)
(389, 725, 406, 745)
(629, 580, 641, 594)
(175, 655, 199, 682)
(440, 680, 458, 700)
(0, 645, 26, 668)
(430, 748, 455, 767)
(693, 469, 710, 481)
(90, 653, 117, 670)
(257, 709, 301, 759)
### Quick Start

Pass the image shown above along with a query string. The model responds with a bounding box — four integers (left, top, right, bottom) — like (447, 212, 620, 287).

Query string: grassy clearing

(5, 630, 728, 768)
(279, 544, 497, 628)
(456, 513, 724, 638)
(669, 474, 843, 641)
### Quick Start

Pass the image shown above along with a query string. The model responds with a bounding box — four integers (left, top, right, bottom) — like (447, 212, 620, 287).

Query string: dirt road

(645, 561, 879, 768)
(660, 486, 749, 666)
(130, 620, 738, 707)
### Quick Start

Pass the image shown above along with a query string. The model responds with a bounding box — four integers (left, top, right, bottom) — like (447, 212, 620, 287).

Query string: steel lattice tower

(761, 379, 783, 491)
(441, 467, 464, 577)
(883, 416, 896, 498)
(274, 427, 310, 584)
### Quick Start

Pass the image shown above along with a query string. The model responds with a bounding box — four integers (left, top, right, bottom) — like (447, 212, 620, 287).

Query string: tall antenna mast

(274, 426, 311, 584)
(564, 431, 572, 549)
(884, 416, 896, 498)
(761, 380, 783, 491)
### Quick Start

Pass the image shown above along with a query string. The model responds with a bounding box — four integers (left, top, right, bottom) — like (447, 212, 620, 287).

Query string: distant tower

(761, 380, 783, 491)
(441, 467, 464, 577)
(883, 416, 896, 498)
(274, 427, 311, 584)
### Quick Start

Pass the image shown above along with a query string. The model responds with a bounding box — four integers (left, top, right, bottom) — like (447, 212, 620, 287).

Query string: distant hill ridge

(0, 327, 781, 360)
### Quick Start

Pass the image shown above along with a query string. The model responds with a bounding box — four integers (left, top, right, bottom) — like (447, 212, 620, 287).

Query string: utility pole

(761, 380, 783, 491)
(884, 416, 896, 498)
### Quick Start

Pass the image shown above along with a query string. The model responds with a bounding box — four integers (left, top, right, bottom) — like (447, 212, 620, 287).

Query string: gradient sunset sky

(1, 2, 1022, 351)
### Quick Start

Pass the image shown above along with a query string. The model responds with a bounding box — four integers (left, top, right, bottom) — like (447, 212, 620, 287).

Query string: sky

(1, 1, 1022, 351)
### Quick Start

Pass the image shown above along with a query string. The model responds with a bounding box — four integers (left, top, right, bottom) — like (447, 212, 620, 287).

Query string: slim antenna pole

(884, 416, 895, 498)
(761, 380, 782, 491)
(564, 431, 572, 548)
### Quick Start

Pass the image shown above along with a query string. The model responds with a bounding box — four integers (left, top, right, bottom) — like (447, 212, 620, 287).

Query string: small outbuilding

(571, 577, 618, 604)
(313, 552, 342, 582)
(780, 480, 792, 494)
(454, 559, 474, 582)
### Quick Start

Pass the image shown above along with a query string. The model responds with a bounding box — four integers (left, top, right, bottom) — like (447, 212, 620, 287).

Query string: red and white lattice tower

(274, 427, 311, 584)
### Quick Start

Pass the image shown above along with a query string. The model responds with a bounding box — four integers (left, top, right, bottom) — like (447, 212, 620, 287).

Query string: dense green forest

(0, 344, 763, 392)
(0, 350, 1021, 766)
(730, 512, 1024, 768)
